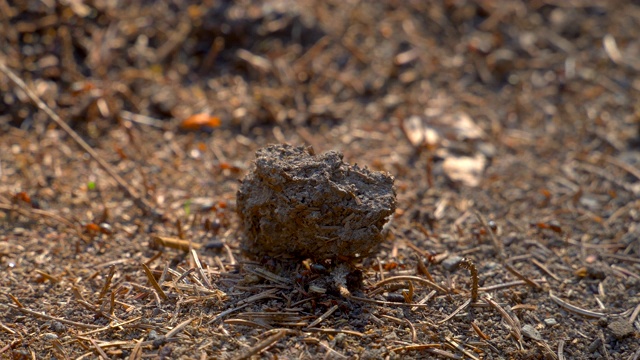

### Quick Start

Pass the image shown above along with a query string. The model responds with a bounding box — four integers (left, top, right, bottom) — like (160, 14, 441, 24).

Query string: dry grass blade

(234, 329, 287, 360)
(174, 267, 196, 284)
(0, 60, 162, 219)
(504, 263, 542, 291)
(347, 294, 432, 308)
(371, 275, 447, 294)
(306, 304, 338, 329)
(479, 279, 547, 292)
(406, 318, 417, 343)
(191, 249, 212, 289)
(473, 210, 504, 259)
(558, 339, 565, 360)
(438, 298, 472, 324)
(389, 343, 441, 353)
(35, 269, 60, 283)
(141, 263, 168, 301)
(304, 328, 364, 337)
(629, 303, 640, 323)
(0, 321, 16, 335)
(166, 282, 225, 296)
(97, 265, 117, 302)
(380, 314, 404, 324)
(51, 339, 69, 360)
(152, 235, 201, 251)
(375, 257, 385, 281)
(224, 319, 272, 329)
(483, 295, 522, 342)
(89, 338, 109, 359)
(7, 293, 24, 308)
(548, 291, 605, 318)
(402, 280, 415, 303)
(244, 266, 293, 286)
(166, 317, 195, 339)
(3, 303, 101, 329)
(79, 316, 142, 336)
(237, 288, 280, 306)
(207, 303, 251, 325)
(445, 337, 480, 360)
(411, 290, 437, 312)
(74, 298, 118, 322)
(530, 258, 561, 282)
(471, 321, 490, 340)
(128, 339, 143, 360)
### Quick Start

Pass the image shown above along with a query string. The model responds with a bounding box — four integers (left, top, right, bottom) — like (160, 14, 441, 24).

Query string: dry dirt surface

(1, 1, 640, 359)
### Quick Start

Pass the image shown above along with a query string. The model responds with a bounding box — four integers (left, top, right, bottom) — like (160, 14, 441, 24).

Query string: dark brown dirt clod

(607, 319, 635, 340)
(237, 144, 396, 260)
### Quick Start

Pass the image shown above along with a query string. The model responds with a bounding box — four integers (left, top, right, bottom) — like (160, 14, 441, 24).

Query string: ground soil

(1, 1, 639, 359)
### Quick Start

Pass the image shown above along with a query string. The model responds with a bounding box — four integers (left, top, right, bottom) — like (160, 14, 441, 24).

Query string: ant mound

(237, 144, 396, 260)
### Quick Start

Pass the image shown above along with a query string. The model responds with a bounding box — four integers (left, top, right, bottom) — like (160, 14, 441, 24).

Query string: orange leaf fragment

(383, 262, 398, 271)
(180, 113, 221, 131)
(13, 192, 31, 204)
(84, 223, 101, 233)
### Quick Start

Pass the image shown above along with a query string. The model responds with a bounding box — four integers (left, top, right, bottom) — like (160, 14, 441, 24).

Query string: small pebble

(544, 318, 557, 326)
(442, 256, 464, 271)
(42, 333, 58, 341)
(147, 330, 161, 341)
(50, 320, 66, 333)
(587, 338, 602, 353)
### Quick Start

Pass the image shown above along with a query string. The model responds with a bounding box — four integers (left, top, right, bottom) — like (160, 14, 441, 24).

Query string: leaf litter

(1, 1, 639, 359)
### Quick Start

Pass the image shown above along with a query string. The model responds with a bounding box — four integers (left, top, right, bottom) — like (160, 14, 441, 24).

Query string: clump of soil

(237, 144, 396, 260)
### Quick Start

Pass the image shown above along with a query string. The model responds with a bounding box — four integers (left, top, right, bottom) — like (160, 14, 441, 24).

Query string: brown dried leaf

(442, 154, 487, 187)
(438, 112, 485, 141)
(179, 113, 221, 131)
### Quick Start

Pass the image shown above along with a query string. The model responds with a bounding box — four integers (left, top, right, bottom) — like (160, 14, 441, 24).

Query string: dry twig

(371, 275, 447, 294)
(548, 291, 605, 318)
(234, 329, 288, 360)
(306, 304, 338, 329)
(141, 263, 168, 301)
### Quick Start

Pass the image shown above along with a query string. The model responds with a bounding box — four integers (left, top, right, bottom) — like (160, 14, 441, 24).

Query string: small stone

(237, 144, 396, 260)
(147, 330, 161, 341)
(607, 319, 635, 339)
(333, 333, 346, 346)
(42, 333, 58, 341)
(442, 256, 464, 271)
(544, 318, 557, 326)
(50, 320, 66, 333)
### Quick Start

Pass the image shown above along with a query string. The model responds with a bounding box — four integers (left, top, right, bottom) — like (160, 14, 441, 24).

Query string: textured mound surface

(237, 144, 396, 259)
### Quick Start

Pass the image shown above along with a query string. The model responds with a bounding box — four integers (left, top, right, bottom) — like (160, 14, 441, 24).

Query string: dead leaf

(439, 112, 485, 141)
(401, 115, 440, 147)
(402, 112, 484, 148)
(179, 113, 221, 131)
(603, 34, 623, 65)
(442, 154, 487, 187)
